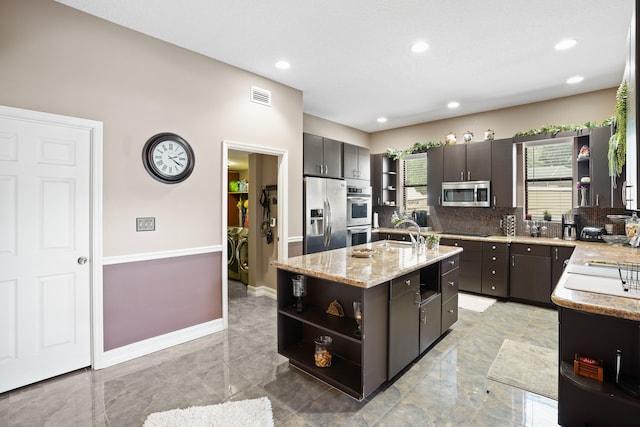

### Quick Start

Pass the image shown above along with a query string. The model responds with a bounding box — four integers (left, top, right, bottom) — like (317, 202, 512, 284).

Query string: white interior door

(0, 115, 91, 393)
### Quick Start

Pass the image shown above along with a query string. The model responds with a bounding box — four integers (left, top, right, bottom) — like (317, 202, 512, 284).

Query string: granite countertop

(376, 227, 640, 321)
(272, 242, 463, 289)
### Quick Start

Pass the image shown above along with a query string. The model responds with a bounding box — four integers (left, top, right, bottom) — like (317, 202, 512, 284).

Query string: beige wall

(370, 89, 617, 154)
(303, 113, 370, 147)
(0, 0, 303, 257)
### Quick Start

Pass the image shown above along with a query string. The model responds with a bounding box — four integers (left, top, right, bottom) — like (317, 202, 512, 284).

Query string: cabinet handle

(492, 245, 496, 250)
(467, 171, 471, 181)
(492, 270, 496, 275)
(449, 260, 456, 266)
(512, 255, 515, 267)
(438, 196, 441, 206)
(414, 292, 421, 304)
(405, 279, 411, 286)
(460, 171, 464, 181)
(595, 194, 600, 207)
(555, 248, 559, 261)
(492, 256, 496, 261)
(493, 195, 497, 207)
(325, 164, 329, 175)
(491, 285, 496, 290)
(448, 309, 455, 314)
(454, 243, 459, 247)
(527, 247, 532, 252)
(448, 281, 455, 287)
(421, 308, 427, 324)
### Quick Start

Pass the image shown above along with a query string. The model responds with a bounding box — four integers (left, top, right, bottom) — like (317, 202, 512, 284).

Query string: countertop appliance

(442, 181, 491, 207)
(304, 176, 347, 254)
(562, 213, 579, 241)
(579, 226, 605, 242)
(412, 210, 428, 227)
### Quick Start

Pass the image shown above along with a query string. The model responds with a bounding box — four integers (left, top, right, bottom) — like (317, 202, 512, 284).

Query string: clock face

(143, 133, 195, 183)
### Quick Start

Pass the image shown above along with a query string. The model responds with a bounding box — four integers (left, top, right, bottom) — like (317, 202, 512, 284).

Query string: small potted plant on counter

(426, 234, 440, 250)
(543, 210, 552, 221)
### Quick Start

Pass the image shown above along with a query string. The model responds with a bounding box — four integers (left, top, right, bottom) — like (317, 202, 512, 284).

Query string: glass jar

(314, 336, 332, 368)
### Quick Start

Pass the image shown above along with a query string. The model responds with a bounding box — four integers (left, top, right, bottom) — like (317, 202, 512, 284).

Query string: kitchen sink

(562, 262, 640, 300)
(376, 240, 416, 249)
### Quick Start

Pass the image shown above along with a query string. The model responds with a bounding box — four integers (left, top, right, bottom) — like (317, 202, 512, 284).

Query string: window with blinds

(525, 139, 573, 218)
(403, 153, 428, 211)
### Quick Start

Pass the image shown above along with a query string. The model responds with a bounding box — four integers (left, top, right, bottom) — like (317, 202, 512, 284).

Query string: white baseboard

(95, 318, 224, 369)
(247, 284, 277, 299)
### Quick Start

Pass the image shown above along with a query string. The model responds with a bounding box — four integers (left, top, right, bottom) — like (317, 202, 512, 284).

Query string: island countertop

(272, 241, 463, 288)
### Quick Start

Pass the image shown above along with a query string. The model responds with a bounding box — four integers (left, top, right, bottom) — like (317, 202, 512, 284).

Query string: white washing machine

(227, 226, 242, 281)
(237, 227, 249, 285)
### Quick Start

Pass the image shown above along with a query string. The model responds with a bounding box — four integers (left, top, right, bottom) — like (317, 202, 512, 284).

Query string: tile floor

(0, 281, 559, 426)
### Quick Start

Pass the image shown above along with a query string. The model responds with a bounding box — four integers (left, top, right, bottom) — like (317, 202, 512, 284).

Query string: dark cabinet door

(551, 245, 574, 290)
(443, 144, 467, 182)
(322, 137, 343, 178)
(343, 144, 370, 180)
(510, 253, 552, 303)
(427, 146, 443, 206)
(388, 272, 420, 379)
(465, 141, 492, 181)
(589, 126, 624, 207)
(303, 133, 324, 176)
(419, 294, 442, 353)
(441, 239, 482, 293)
(491, 138, 515, 207)
(303, 133, 342, 178)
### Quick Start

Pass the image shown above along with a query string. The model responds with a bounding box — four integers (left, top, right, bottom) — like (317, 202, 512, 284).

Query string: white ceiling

(55, 0, 634, 133)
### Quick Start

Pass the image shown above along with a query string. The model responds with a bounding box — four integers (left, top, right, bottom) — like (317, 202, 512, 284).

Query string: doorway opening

(222, 141, 288, 330)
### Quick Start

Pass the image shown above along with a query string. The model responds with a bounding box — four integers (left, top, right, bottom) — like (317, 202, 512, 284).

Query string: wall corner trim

(103, 245, 221, 265)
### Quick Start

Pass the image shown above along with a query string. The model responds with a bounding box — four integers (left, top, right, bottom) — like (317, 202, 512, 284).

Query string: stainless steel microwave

(442, 181, 491, 207)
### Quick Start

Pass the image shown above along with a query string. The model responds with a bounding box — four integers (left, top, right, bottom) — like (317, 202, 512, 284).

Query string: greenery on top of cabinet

(385, 141, 444, 160)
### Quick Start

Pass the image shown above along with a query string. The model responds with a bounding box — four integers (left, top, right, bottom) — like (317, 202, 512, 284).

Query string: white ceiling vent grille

(251, 86, 271, 106)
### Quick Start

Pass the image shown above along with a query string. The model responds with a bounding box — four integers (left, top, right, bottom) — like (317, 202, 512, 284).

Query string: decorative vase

(580, 188, 587, 207)
(445, 132, 456, 145)
(463, 131, 473, 143)
(484, 129, 495, 141)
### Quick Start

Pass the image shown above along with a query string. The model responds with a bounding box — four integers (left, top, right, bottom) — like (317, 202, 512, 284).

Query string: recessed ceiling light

(411, 41, 429, 53)
(377, 117, 388, 123)
(555, 39, 577, 50)
(275, 60, 290, 70)
(447, 101, 460, 109)
(567, 76, 584, 84)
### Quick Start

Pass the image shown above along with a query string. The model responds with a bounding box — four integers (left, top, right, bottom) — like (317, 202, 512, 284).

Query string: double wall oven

(347, 184, 372, 246)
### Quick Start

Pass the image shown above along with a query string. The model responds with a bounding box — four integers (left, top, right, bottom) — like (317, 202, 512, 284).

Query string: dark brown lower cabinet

(481, 242, 509, 297)
(388, 271, 420, 379)
(509, 243, 552, 304)
(558, 307, 640, 426)
(440, 238, 482, 293)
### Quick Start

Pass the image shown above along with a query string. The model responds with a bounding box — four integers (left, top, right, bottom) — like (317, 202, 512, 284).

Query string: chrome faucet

(394, 218, 425, 248)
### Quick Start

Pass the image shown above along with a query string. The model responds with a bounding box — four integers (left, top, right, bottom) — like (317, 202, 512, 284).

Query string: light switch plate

(136, 217, 155, 231)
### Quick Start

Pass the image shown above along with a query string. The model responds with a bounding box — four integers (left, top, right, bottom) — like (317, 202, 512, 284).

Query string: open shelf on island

(281, 341, 362, 399)
(279, 305, 361, 343)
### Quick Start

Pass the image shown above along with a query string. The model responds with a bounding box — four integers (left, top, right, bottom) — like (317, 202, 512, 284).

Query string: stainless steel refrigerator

(304, 177, 347, 254)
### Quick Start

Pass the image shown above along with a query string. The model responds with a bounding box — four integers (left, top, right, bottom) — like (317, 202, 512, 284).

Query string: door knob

(77, 256, 88, 265)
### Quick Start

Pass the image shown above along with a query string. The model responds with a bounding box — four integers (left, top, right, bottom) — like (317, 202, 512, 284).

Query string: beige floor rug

(458, 293, 496, 312)
(487, 339, 558, 400)
(143, 397, 274, 427)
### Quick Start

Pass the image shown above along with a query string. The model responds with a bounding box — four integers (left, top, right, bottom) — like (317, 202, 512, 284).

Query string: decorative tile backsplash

(374, 205, 630, 238)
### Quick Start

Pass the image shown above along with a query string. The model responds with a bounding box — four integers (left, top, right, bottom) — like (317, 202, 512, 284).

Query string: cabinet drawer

(510, 243, 550, 257)
(483, 242, 508, 254)
(441, 268, 459, 302)
(390, 271, 420, 299)
(441, 294, 458, 334)
(440, 255, 459, 275)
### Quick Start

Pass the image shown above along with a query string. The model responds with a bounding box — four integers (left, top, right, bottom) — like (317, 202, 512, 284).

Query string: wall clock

(142, 132, 195, 184)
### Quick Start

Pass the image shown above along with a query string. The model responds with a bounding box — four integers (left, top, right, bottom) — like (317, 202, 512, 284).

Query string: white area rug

(458, 293, 496, 312)
(143, 397, 274, 427)
(487, 339, 558, 400)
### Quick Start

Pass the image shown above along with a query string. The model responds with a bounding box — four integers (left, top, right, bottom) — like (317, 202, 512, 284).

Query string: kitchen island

(272, 241, 463, 400)
(552, 244, 640, 427)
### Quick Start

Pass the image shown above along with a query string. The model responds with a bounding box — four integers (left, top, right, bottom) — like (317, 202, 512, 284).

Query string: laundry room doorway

(222, 141, 288, 329)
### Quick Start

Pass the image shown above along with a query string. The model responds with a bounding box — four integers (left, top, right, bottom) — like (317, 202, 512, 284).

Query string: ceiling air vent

(251, 86, 271, 106)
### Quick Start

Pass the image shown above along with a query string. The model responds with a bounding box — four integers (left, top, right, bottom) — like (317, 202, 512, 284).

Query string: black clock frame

(142, 132, 195, 184)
